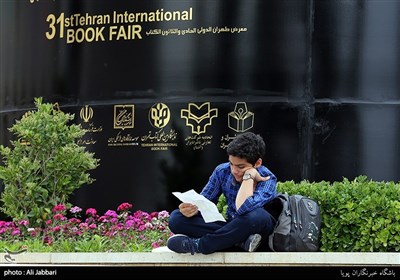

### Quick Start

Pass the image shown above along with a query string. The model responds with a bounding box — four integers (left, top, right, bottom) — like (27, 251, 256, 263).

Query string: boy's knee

(240, 208, 274, 232)
(168, 209, 183, 233)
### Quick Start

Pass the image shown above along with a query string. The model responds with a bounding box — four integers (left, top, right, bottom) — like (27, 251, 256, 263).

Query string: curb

(1, 252, 399, 266)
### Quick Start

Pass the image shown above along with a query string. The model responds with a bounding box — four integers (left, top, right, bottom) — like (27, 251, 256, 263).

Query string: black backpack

(264, 193, 321, 252)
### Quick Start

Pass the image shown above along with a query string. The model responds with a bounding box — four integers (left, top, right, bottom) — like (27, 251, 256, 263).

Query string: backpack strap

(264, 193, 287, 222)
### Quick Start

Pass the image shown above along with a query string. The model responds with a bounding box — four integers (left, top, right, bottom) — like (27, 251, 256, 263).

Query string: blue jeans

(168, 207, 276, 254)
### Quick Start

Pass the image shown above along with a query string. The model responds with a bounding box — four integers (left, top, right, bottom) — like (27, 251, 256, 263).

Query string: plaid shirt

(200, 162, 277, 221)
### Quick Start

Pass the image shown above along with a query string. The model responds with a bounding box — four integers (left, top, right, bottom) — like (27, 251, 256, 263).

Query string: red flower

(53, 204, 66, 213)
(117, 202, 132, 212)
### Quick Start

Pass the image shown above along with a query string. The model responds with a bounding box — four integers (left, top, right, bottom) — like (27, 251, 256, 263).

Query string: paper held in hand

(172, 189, 226, 223)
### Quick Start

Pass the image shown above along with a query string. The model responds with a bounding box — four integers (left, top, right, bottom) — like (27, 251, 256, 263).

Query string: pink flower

(69, 206, 82, 214)
(18, 220, 29, 226)
(86, 208, 97, 216)
(53, 213, 65, 221)
(52, 226, 61, 232)
(158, 210, 170, 219)
(79, 223, 89, 229)
(104, 210, 118, 218)
(53, 204, 66, 213)
(43, 236, 53, 245)
(117, 202, 132, 212)
(97, 216, 108, 223)
(125, 220, 134, 229)
(150, 212, 158, 218)
(68, 218, 81, 224)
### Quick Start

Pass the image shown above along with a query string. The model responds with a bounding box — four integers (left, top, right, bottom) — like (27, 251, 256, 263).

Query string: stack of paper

(172, 189, 226, 223)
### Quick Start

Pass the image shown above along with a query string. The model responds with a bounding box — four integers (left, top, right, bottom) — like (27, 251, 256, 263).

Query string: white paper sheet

(172, 189, 226, 223)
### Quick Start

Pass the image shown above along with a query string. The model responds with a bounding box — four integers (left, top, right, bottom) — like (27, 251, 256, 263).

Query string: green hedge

(217, 176, 400, 252)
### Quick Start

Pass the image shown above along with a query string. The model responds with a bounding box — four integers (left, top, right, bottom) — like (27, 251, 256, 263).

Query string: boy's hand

(179, 202, 198, 217)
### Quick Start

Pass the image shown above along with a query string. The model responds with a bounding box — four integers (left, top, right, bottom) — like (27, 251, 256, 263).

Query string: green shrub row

(218, 176, 400, 252)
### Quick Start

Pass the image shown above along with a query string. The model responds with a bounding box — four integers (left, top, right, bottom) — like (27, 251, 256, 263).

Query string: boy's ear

(254, 158, 262, 168)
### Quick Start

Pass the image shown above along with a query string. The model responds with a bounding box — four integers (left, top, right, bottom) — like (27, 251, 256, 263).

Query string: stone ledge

(0, 252, 399, 266)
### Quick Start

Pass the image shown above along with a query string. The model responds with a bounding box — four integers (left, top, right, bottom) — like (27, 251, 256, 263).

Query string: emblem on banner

(80, 105, 94, 123)
(228, 102, 254, 132)
(114, 105, 134, 130)
(149, 103, 170, 128)
(181, 102, 218, 135)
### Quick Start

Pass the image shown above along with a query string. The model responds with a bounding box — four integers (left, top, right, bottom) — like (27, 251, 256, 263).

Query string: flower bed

(0, 202, 172, 252)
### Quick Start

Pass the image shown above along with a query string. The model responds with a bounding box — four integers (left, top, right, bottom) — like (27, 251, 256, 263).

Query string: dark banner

(1, 0, 399, 213)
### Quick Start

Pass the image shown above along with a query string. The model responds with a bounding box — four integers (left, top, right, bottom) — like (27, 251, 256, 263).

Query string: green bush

(217, 176, 400, 252)
(0, 98, 100, 227)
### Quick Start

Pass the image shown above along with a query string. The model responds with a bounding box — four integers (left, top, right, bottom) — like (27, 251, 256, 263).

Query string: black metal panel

(63, 100, 301, 213)
(313, 0, 400, 100)
(0, 0, 308, 106)
(313, 102, 400, 182)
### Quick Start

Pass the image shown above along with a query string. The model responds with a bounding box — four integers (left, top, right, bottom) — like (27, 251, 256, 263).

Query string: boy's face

(228, 155, 253, 182)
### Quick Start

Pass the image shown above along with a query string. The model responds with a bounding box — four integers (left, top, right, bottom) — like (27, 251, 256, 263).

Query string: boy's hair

(226, 132, 266, 165)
